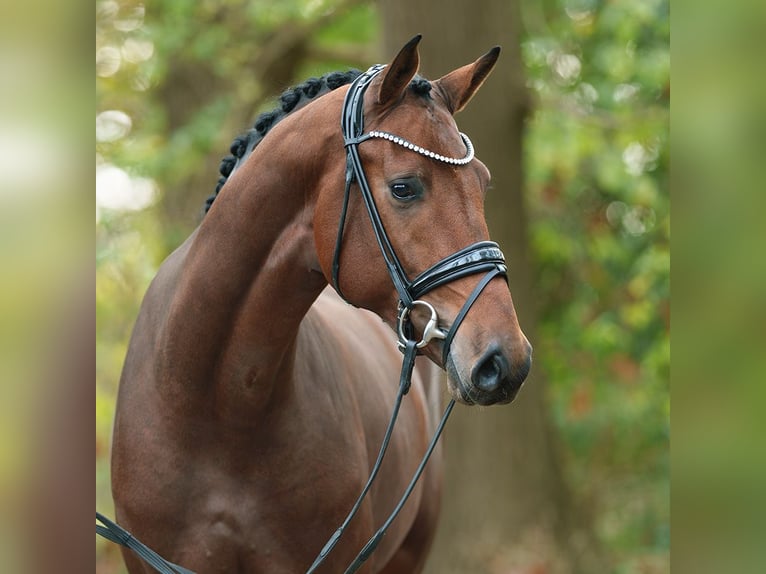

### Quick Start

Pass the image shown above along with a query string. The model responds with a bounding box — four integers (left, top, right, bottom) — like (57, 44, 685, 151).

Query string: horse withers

(111, 36, 532, 574)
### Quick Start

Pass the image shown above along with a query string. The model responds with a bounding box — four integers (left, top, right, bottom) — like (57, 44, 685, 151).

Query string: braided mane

(205, 69, 362, 213)
(206, 71, 433, 213)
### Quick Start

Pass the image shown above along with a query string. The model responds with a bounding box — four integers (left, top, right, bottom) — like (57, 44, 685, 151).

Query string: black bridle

(332, 65, 507, 349)
(312, 65, 509, 573)
(96, 64, 509, 574)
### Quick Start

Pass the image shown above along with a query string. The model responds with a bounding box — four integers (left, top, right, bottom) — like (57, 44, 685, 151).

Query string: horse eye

(390, 181, 418, 201)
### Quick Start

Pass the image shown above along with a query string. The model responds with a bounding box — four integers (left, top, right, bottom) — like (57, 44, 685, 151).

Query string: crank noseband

(333, 65, 508, 363)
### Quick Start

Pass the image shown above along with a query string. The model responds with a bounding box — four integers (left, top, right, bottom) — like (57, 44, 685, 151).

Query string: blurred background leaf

(520, 0, 669, 570)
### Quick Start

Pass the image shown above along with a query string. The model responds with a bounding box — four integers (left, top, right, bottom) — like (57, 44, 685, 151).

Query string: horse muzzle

(446, 336, 532, 406)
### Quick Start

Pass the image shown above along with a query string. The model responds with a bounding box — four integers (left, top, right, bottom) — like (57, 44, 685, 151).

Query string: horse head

(314, 36, 532, 406)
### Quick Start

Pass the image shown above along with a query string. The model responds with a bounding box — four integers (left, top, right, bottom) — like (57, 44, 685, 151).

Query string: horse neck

(164, 106, 341, 415)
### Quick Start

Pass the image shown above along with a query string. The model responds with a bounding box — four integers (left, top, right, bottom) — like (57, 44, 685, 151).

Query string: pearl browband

(361, 130, 475, 166)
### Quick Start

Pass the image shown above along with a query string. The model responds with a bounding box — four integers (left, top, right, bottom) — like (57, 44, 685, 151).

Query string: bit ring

(397, 300, 447, 350)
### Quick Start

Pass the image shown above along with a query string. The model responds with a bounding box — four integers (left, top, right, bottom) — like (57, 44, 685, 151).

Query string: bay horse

(111, 35, 532, 574)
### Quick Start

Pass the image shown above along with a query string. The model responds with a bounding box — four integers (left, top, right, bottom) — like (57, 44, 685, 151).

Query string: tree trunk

(380, 3, 604, 573)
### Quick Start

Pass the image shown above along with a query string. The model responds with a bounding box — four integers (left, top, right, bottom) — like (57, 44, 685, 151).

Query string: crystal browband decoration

(366, 130, 475, 165)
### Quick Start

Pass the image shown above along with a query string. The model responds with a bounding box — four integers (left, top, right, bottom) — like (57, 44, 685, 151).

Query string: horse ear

(377, 34, 422, 107)
(435, 46, 501, 114)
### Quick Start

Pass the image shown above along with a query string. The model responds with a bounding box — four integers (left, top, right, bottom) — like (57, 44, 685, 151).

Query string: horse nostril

(471, 348, 510, 393)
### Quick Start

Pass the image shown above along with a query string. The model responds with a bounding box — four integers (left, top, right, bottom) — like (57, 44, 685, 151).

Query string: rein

(96, 63, 508, 574)
(96, 513, 194, 574)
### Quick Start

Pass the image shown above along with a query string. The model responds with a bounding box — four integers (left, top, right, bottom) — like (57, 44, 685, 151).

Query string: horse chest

(168, 429, 390, 570)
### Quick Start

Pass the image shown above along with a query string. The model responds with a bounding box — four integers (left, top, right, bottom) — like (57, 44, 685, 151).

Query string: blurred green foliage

(96, 0, 668, 571)
(521, 0, 669, 570)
